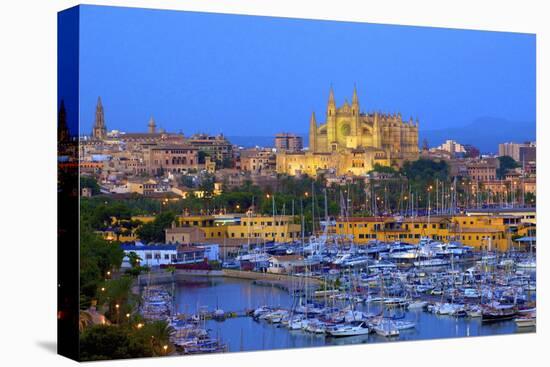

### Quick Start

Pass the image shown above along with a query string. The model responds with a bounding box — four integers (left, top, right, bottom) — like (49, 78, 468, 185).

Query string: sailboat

(516, 238, 536, 268)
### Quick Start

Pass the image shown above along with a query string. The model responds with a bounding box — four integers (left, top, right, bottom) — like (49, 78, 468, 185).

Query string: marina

(136, 238, 536, 354)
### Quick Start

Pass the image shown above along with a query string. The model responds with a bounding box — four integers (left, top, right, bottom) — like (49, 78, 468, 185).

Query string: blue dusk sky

(78, 5, 535, 143)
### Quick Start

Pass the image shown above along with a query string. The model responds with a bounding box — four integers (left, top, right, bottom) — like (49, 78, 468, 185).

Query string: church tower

(326, 86, 336, 147)
(92, 96, 107, 140)
(309, 112, 317, 152)
(148, 116, 157, 134)
(351, 85, 360, 137)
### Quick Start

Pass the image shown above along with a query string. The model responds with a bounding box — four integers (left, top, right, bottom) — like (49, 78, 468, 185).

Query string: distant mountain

(228, 117, 535, 153)
(420, 117, 536, 154)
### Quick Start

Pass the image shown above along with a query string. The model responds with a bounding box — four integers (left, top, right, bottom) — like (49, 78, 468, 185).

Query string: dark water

(174, 277, 532, 353)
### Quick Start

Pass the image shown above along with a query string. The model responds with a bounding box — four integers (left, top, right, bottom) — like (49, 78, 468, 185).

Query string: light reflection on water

(174, 277, 533, 353)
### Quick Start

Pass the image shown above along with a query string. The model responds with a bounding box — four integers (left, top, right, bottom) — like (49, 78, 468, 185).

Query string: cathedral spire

(310, 111, 317, 126)
(352, 84, 359, 105)
(328, 85, 335, 106)
(92, 96, 107, 140)
(309, 111, 317, 152)
(148, 116, 157, 134)
(327, 85, 336, 142)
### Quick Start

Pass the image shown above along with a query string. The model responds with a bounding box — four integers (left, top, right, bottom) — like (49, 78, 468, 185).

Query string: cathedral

(276, 86, 419, 176)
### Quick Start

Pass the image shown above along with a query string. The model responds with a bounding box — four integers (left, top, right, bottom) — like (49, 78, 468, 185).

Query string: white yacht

(326, 321, 370, 337)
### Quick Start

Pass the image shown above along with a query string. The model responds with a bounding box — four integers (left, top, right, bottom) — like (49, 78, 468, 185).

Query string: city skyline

(78, 5, 535, 139)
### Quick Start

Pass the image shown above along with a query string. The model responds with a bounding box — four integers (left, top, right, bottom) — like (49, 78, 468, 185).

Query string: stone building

(187, 133, 233, 165)
(498, 142, 536, 163)
(145, 145, 199, 175)
(275, 133, 303, 152)
(277, 86, 419, 176)
(239, 148, 276, 173)
(466, 158, 499, 181)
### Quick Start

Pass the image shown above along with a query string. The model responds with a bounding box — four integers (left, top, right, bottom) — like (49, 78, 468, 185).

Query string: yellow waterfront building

(106, 213, 302, 244)
(175, 215, 227, 239)
(276, 86, 419, 176)
(335, 215, 534, 251)
(226, 215, 301, 243)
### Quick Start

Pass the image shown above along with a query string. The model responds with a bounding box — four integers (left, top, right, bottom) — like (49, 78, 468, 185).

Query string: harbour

(137, 243, 536, 354)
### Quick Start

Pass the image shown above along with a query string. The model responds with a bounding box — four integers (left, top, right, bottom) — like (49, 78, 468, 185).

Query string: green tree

(126, 251, 142, 268)
(497, 156, 520, 179)
(369, 163, 398, 175)
(80, 176, 101, 195)
(80, 226, 124, 308)
(135, 211, 176, 243)
(98, 276, 138, 324)
(80, 325, 151, 361)
(139, 320, 176, 356)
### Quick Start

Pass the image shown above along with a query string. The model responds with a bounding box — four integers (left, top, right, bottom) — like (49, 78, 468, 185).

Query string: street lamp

(163, 345, 168, 354)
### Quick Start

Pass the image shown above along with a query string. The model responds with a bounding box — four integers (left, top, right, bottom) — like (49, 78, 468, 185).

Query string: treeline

(79, 214, 177, 360)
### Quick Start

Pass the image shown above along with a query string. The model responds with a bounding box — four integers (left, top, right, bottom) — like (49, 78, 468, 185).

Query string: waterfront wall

(136, 270, 224, 286)
(135, 269, 322, 286)
(222, 269, 323, 285)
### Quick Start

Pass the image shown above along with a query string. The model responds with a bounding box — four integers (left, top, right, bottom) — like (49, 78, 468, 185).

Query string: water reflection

(174, 277, 531, 353)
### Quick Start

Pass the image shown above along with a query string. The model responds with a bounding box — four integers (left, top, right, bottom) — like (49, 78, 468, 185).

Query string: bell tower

(148, 116, 157, 134)
(351, 84, 360, 137)
(309, 112, 317, 153)
(92, 96, 107, 140)
(327, 86, 337, 145)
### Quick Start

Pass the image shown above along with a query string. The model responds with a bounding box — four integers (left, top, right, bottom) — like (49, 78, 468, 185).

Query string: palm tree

(98, 276, 138, 323)
(127, 251, 142, 268)
(144, 320, 176, 356)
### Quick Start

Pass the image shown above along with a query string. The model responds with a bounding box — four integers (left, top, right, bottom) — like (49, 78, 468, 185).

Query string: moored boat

(326, 321, 370, 337)
(514, 313, 536, 328)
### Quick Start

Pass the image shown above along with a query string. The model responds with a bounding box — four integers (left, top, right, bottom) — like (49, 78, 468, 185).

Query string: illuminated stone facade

(277, 86, 419, 176)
